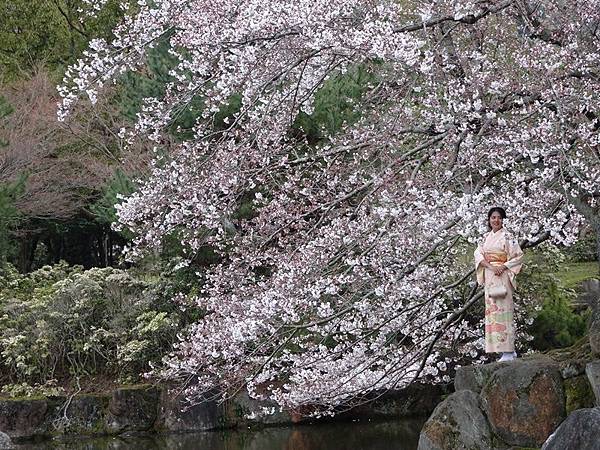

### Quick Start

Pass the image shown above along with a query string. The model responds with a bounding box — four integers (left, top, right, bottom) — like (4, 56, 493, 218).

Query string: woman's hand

(480, 259, 494, 270)
(494, 265, 507, 276)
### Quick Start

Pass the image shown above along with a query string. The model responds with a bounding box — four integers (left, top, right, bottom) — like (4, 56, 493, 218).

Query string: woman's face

(489, 211, 503, 232)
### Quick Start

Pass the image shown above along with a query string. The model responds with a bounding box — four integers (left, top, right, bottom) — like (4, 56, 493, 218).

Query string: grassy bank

(553, 261, 599, 290)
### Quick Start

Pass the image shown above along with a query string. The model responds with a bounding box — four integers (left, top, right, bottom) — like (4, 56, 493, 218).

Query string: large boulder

(225, 391, 293, 426)
(455, 362, 504, 394)
(417, 390, 492, 450)
(558, 358, 589, 379)
(542, 407, 600, 450)
(480, 358, 565, 448)
(105, 385, 159, 433)
(341, 384, 447, 422)
(586, 361, 600, 406)
(368, 383, 446, 418)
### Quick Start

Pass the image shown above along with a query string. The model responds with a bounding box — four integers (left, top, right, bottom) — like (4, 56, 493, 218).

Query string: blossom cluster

(60, 0, 600, 413)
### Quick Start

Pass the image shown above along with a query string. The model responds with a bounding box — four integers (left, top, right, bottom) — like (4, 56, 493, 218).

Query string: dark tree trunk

(17, 236, 38, 273)
(45, 234, 64, 265)
(108, 232, 113, 266)
(97, 228, 109, 267)
(43, 237, 53, 265)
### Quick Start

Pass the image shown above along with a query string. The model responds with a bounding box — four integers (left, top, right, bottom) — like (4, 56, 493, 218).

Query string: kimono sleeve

(504, 237, 524, 275)
(503, 235, 523, 289)
(474, 236, 486, 286)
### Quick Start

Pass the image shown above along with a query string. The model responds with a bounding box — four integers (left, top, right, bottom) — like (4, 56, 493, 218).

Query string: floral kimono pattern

(474, 229, 524, 353)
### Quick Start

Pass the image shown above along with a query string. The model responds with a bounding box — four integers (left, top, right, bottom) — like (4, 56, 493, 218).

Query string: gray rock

(155, 388, 223, 432)
(559, 358, 589, 379)
(417, 390, 492, 450)
(105, 385, 159, 433)
(591, 333, 600, 359)
(331, 384, 447, 424)
(564, 375, 595, 414)
(586, 360, 600, 406)
(0, 431, 13, 449)
(542, 407, 600, 450)
(480, 357, 565, 448)
(581, 279, 600, 307)
(454, 362, 503, 394)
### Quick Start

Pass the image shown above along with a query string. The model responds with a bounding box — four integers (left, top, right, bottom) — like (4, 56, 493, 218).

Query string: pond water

(17, 418, 425, 450)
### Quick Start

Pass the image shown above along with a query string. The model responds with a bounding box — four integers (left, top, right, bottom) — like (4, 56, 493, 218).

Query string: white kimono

(474, 229, 524, 353)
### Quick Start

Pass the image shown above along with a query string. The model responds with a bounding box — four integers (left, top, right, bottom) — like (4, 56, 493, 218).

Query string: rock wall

(0, 382, 444, 446)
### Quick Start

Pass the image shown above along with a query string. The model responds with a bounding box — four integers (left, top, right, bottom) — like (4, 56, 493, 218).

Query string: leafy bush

(0, 261, 200, 391)
(564, 231, 598, 263)
(518, 245, 589, 351)
(529, 285, 589, 350)
(1, 381, 65, 398)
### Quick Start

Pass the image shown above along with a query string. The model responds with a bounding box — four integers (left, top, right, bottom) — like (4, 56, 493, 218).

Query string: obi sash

(485, 251, 508, 267)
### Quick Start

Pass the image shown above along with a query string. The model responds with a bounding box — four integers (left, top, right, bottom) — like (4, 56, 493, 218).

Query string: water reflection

(17, 418, 425, 450)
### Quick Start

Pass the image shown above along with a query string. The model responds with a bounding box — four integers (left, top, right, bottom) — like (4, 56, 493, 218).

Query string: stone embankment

(418, 287, 600, 450)
(0, 382, 444, 447)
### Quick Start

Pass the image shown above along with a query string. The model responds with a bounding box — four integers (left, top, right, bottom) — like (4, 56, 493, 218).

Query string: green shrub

(529, 284, 589, 350)
(0, 261, 200, 391)
(564, 232, 598, 263)
(518, 245, 589, 351)
(1, 381, 66, 398)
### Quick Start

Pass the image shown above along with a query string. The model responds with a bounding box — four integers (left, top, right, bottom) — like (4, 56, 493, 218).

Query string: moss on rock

(564, 375, 595, 414)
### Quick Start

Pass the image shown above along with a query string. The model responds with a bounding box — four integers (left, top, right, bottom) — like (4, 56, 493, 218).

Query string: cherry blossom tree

(59, 0, 600, 414)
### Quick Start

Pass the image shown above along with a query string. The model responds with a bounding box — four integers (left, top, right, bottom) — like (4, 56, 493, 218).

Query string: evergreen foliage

(89, 169, 135, 232)
(519, 247, 590, 351)
(0, 96, 13, 147)
(116, 38, 179, 122)
(294, 64, 376, 143)
(0, 176, 26, 263)
(530, 285, 589, 351)
(116, 37, 244, 142)
(0, 0, 123, 81)
(564, 232, 598, 263)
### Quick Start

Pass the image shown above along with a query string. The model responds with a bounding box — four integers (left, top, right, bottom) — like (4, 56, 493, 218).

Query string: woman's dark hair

(487, 207, 507, 229)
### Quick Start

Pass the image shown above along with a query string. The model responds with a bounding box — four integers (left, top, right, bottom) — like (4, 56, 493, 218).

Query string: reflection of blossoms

(60, 0, 600, 414)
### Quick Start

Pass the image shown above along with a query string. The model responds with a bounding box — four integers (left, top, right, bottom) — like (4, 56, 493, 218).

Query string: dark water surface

(17, 418, 425, 450)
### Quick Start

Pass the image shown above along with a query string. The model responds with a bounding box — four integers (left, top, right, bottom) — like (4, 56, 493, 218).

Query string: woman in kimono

(474, 207, 524, 361)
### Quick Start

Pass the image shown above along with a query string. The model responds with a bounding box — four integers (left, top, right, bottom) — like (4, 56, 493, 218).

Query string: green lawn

(553, 261, 599, 290)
